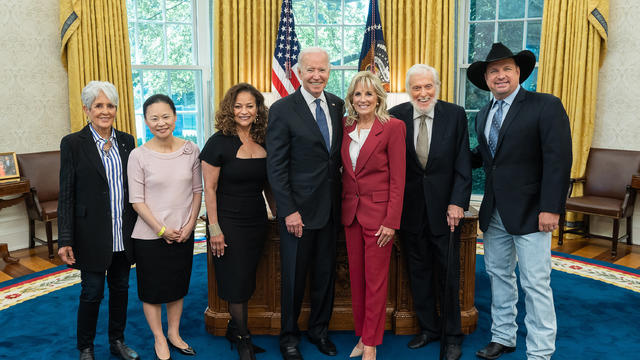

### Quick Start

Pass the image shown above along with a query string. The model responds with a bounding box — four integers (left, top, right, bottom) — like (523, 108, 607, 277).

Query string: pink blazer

(340, 116, 406, 229)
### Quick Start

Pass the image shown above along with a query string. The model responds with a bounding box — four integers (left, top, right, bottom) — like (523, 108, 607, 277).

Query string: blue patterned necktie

(488, 100, 504, 157)
(314, 98, 331, 151)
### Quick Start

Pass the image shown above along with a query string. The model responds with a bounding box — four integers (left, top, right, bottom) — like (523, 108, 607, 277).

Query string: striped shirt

(89, 124, 125, 252)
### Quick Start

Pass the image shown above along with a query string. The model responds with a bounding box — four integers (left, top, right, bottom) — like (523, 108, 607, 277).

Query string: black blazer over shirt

(58, 125, 136, 272)
(266, 89, 344, 229)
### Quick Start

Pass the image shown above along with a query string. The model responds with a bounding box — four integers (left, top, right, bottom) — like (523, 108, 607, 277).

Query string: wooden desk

(0, 178, 31, 263)
(204, 209, 479, 335)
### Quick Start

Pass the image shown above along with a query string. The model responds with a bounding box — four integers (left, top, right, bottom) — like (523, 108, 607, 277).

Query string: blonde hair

(344, 71, 389, 127)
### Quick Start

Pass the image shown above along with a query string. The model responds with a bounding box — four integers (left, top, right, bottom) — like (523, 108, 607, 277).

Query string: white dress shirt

(300, 86, 333, 146)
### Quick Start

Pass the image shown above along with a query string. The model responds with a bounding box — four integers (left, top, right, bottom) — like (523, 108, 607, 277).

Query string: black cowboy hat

(467, 42, 536, 91)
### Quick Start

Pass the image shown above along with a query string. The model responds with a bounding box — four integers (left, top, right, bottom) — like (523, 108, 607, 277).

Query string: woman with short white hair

(58, 80, 140, 360)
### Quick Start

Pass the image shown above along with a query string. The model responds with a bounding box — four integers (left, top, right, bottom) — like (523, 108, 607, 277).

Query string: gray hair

(405, 64, 441, 95)
(81, 81, 119, 109)
(298, 47, 330, 68)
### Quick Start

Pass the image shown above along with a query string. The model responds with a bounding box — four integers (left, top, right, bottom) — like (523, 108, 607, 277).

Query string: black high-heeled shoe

(167, 339, 196, 356)
(225, 321, 266, 353)
(237, 334, 256, 360)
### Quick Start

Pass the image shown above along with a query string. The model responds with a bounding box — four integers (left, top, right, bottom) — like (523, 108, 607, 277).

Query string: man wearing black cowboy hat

(467, 42, 572, 360)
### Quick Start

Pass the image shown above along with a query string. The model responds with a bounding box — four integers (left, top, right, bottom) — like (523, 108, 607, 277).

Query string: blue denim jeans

(483, 210, 556, 360)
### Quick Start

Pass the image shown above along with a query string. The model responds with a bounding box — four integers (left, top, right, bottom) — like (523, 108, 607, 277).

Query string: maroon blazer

(341, 116, 406, 230)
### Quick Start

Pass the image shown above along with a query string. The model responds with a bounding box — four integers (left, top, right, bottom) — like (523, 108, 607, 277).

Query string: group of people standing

(57, 42, 571, 360)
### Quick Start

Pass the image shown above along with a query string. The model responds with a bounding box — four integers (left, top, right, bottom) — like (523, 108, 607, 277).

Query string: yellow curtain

(214, 0, 280, 107)
(60, 0, 136, 136)
(379, 0, 456, 101)
(538, 0, 608, 228)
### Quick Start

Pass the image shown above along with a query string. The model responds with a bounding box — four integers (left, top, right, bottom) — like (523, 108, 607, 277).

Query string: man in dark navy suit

(266, 47, 344, 360)
(389, 64, 471, 360)
(468, 43, 572, 360)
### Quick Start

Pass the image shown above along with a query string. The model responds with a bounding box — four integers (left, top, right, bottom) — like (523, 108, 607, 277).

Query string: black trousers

(77, 251, 131, 350)
(279, 218, 337, 348)
(401, 220, 463, 345)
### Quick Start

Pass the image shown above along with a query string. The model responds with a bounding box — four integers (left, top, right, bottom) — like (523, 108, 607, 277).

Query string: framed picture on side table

(0, 152, 20, 181)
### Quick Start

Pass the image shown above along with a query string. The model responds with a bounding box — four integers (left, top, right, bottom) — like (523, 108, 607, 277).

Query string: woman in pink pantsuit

(340, 71, 406, 360)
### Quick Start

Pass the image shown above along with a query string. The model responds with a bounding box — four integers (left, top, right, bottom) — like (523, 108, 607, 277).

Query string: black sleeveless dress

(200, 132, 268, 302)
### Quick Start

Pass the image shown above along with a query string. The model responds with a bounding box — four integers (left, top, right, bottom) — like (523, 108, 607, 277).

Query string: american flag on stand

(271, 0, 302, 98)
(358, 0, 390, 91)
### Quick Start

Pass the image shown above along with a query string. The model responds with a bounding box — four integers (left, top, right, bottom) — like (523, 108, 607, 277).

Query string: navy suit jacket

(472, 88, 572, 234)
(389, 100, 472, 235)
(266, 89, 345, 229)
(57, 125, 136, 272)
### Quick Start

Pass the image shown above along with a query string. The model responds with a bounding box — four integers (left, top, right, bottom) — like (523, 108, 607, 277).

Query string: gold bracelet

(157, 226, 166, 237)
(208, 223, 222, 236)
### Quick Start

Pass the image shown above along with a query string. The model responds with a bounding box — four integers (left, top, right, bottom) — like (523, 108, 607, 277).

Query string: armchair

(16, 151, 60, 259)
(558, 148, 640, 256)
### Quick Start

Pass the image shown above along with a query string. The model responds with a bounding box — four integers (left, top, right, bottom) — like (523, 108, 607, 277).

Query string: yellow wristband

(208, 223, 223, 236)
(157, 226, 166, 237)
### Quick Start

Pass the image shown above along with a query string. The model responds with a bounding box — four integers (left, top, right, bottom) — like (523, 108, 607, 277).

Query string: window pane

(132, 70, 143, 112)
(470, 0, 496, 21)
(343, 26, 364, 66)
(344, 0, 368, 25)
(521, 67, 538, 91)
(293, 0, 315, 24)
(135, 113, 146, 145)
(166, 24, 193, 65)
(468, 22, 495, 62)
(344, 69, 358, 97)
(497, 21, 523, 52)
(528, 0, 544, 17)
(170, 71, 196, 111)
(318, 0, 342, 25)
(138, 23, 165, 64)
(175, 113, 198, 142)
(128, 22, 136, 64)
(526, 20, 542, 59)
(141, 70, 169, 99)
(137, 0, 163, 21)
(166, 0, 191, 22)
(464, 76, 490, 110)
(326, 69, 342, 98)
(126, 0, 135, 20)
(466, 111, 486, 194)
(317, 26, 343, 65)
(499, 0, 525, 19)
(296, 26, 316, 49)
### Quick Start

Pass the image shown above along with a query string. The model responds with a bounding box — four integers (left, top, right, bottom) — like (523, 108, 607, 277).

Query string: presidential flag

(358, 0, 390, 91)
(271, 0, 301, 98)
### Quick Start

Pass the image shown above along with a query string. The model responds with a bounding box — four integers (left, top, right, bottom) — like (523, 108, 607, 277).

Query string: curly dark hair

(215, 83, 268, 143)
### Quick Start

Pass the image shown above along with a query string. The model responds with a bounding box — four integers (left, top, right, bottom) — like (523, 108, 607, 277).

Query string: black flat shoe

(109, 340, 140, 360)
(476, 342, 516, 360)
(225, 320, 266, 353)
(238, 334, 257, 360)
(407, 333, 439, 349)
(168, 339, 196, 356)
(308, 336, 337, 356)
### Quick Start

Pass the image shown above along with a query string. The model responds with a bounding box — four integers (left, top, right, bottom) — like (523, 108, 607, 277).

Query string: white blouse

(348, 127, 371, 171)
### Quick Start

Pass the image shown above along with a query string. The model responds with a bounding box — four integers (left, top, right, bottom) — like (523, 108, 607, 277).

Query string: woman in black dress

(200, 83, 272, 360)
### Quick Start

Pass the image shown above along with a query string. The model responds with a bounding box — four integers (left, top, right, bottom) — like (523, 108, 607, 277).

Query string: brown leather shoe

(475, 342, 516, 359)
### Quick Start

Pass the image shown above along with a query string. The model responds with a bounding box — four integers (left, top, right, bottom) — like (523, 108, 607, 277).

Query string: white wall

(590, 0, 640, 243)
(0, 0, 68, 251)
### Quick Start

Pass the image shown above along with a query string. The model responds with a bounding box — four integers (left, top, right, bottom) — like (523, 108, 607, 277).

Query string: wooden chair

(558, 148, 640, 256)
(16, 151, 60, 259)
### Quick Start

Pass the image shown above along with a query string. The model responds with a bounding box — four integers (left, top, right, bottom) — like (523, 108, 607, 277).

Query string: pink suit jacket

(340, 116, 406, 230)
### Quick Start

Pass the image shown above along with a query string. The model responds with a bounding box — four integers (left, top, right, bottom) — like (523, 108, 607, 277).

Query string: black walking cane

(439, 223, 458, 360)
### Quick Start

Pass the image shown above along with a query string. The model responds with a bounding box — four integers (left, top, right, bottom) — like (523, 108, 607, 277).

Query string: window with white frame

(126, 0, 209, 147)
(457, 0, 544, 193)
(293, 0, 371, 98)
